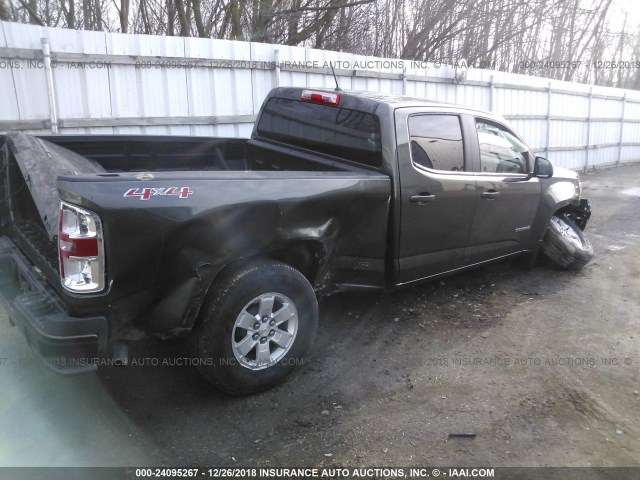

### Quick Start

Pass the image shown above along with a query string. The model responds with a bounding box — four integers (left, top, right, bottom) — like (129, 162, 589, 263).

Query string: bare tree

(118, 0, 128, 32)
(3, 0, 638, 90)
(59, 0, 75, 28)
(0, 0, 11, 19)
(191, 0, 205, 37)
(174, 0, 189, 36)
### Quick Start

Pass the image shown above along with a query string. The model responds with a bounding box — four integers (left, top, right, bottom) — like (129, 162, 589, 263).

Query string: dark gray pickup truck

(0, 87, 592, 394)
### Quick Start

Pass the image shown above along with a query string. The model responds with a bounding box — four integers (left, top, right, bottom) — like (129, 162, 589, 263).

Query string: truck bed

(0, 133, 391, 345)
(37, 135, 364, 173)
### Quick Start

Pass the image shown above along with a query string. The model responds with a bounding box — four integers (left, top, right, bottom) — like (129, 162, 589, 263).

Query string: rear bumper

(0, 236, 107, 374)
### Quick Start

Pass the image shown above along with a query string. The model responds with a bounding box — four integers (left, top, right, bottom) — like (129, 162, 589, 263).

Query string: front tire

(191, 260, 318, 395)
(541, 214, 594, 270)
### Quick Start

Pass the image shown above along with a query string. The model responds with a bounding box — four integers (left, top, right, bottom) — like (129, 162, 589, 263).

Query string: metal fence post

(41, 37, 58, 134)
(489, 75, 494, 112)
(617, 92, 626, 167)
(402, 66, 407, 95)
(546, 81, 552, 159)
(584, 86, 593, 173)
(273, 48, 280, 87)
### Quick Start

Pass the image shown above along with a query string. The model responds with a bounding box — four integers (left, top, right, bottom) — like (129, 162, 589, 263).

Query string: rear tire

(191, 260, 318, 395)
(541, 215, 594, 270)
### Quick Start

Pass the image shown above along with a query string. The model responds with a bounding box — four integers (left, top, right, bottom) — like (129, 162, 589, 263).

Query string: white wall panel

(2, 22, 49, 122)
(1, 20, 639, 169)
(250, 42, 277, 113)
(47, 27, 111, 130)
(622, 123, 640, 143)
(0, 22, 21, 123)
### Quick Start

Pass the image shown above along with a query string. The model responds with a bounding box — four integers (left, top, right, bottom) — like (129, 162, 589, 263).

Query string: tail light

(301, 89, 340, 106)
(58, 202, 105, 293)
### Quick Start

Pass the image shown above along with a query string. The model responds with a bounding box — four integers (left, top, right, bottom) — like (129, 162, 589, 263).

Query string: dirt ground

(0, 164, 638, 470)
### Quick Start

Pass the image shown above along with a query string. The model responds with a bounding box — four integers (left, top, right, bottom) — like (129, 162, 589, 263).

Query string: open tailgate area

(5, 133, 105, 240)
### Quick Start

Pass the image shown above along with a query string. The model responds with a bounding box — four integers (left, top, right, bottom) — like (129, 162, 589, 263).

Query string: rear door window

(408, 115, 465, 171)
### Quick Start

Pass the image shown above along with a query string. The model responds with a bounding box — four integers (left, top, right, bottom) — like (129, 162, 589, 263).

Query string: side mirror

(534, 156, 553, 178)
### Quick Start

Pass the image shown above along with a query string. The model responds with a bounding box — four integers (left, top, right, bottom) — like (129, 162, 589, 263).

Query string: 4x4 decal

(123, 187, 193, 200)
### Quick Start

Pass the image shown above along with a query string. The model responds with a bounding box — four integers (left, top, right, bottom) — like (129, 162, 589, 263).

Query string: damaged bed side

(0, 135, 108, 372)
(0, 132, 391, 373)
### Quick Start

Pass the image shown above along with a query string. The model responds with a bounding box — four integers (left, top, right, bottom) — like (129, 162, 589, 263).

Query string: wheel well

(555, 205, 576, 217)
(211, 243, 324, 292)
(192, 244, 324, 332)
(553, 203, 589, 231)
(263, 243, 324, 284)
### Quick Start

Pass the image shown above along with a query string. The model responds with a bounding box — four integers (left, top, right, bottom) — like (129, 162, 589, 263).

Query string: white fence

(1, 20, 640, 171)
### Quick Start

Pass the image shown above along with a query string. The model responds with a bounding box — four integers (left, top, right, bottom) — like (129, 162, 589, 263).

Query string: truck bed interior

(1, 147, 59, 273)
(38, 135, 361, 173)
(1, 133, 368, 279)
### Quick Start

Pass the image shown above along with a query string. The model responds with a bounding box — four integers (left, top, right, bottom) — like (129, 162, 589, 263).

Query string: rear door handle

(481, 190, 500, 200)
(410, 193, 436, 203)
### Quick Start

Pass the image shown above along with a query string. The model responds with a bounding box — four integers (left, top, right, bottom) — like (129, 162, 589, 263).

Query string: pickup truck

(0, 87, 592, 395)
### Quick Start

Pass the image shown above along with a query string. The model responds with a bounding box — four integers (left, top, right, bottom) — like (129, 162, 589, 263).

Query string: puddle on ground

(619, 187, 640, 196)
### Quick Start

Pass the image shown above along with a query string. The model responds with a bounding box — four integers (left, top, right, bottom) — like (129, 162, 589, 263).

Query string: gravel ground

(0, 164, 638, 469)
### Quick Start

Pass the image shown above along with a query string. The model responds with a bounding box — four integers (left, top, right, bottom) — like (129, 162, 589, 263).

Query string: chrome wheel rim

(231, 292, 298, 370)
(551, 216, 582, 248)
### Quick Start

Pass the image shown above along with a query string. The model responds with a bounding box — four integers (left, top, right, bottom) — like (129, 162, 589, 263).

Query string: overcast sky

(610, 0, 640, 29)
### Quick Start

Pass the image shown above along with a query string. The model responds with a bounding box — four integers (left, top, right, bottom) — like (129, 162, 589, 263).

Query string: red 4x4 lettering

(124, 187, 193, 200)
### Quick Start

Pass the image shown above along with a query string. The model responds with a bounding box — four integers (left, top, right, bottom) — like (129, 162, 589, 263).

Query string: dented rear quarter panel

(57, 170, 390, 337)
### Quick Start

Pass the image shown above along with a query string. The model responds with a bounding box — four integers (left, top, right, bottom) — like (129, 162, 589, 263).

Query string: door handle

(481, 190, 500, 200)
(410, 193, 436, 203)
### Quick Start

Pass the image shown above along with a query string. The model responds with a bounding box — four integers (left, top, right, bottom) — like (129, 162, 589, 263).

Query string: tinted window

(409, 115, 464, 171)
(256, 98, 382, 168)
(476, 119, 529, 173)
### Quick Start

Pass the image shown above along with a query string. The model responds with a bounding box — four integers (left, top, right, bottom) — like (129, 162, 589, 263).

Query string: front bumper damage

(574, 199, 592, 230)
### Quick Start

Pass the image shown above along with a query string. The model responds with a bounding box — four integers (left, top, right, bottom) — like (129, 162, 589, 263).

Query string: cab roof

(267, 86, 497, 119)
